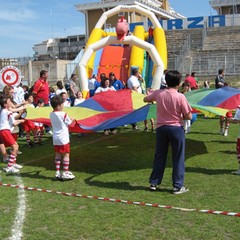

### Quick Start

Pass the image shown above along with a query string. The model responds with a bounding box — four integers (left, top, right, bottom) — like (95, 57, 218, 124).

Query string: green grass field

(0, 116, 240, 240)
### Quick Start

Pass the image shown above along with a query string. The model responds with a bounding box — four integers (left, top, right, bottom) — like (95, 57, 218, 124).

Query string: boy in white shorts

(50, 95, 75, 180)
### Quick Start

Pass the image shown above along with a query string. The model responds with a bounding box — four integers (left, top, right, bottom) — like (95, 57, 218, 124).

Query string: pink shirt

(144, 88, 192, 128)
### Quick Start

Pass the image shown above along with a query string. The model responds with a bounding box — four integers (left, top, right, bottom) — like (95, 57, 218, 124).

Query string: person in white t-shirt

(13, 83, 25, 105)
(56, 81, 67, 95)
(127, 68, 142, 129)
(0, 97, 25, 173)
(60, 92, 71, 107)
(74, 91, 85, 106)
(127, 68, 142, 94)
(95, 77, 116, 135)
(88, 74, 100, 97)
(50, 95, 75, 180)
(95, 77, 116, 94)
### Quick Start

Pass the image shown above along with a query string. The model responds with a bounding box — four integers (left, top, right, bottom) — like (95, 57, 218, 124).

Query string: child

(49, 86, 56, 100)
(74, 91, 85, 106)
(50, 95, 75, 180)
(60, 92, 71, 107)
(227, 108, 240, 174)
(143, 89, 155, 132)
(181, 82, 191, 133)
(22, 93, 36, 147)
(34, 99, 45, 145)
(144, 70, 192, 194)
(0, 97, 25, 173)
(219, 116, 230, 136)
(203, 81, 210, 89)
(56, 81, 67, 95)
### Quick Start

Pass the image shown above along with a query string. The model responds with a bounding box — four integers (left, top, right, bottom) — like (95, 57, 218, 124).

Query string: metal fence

(168, 53, 240, 81)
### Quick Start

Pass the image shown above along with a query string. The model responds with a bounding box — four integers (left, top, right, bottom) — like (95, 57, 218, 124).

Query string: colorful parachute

(185, 87, 240, 117)
(26, 90, 156, 133)
(26, 87, 240, 132)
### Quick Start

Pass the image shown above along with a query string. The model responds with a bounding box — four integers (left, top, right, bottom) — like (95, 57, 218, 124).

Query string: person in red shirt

(32, 70, 50, 106)
(184, 72, 198, 90)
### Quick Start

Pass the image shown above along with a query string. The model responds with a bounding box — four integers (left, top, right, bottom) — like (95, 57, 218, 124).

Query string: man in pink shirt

(144, 70, 192, 194)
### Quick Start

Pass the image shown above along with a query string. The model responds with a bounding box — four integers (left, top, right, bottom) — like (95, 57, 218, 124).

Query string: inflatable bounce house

(77, 5, 167, 97)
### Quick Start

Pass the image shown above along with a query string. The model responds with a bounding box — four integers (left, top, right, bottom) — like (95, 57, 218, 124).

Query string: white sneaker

(173, 186, 189, 194)
(55, 171, 61, 179)
(232, 170, 240, 175)
(17, 150, 22, 155)
(3, 166, 20, 173)
(223, 129, 228, 136)
(104, 130, 109, 135)
(47, 130, 53, 135)
(61, 171, 75, 180)
(13, 163, 23, 169)
(220, 128, 224, 135)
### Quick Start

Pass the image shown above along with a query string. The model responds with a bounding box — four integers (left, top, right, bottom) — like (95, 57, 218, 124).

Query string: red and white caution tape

(1, 182, 240, 217)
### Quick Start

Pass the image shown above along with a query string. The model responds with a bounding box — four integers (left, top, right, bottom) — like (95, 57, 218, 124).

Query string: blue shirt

(112, 79, 124, 91)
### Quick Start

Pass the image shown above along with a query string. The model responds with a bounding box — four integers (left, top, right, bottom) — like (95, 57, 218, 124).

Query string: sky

(0, 0, 216, 59)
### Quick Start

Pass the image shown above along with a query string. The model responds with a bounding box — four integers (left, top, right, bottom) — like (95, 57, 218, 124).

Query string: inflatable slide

(78, 5, 168, 97)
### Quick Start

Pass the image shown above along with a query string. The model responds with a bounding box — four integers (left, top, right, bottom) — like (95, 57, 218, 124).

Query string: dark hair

(191, 72, 196, 77)
(71, 73, 77, 79)
(50, 95, 63, 109)
(24, 93, 33, 101)
(2, 85, 14, 98)
(60, 92, 67, 97)
(49, 86, 55, 93)
(100, 73, 106, 81)
(37, 98, 45, 105)
(22, 85, 29, 91)
(165, 70, 182, 87)
(56, 81, 63, 89)
(131, 68, 139, 76)
(182, 82, 190, 88)
(100, 77, 110, 88)
(218, 69, 224, 75)
(0, 96, 10, 108)
(40, 70, 48, 78)
(109, 72, 115, 77)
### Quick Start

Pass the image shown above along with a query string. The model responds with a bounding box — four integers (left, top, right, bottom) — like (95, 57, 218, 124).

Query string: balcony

(75, 0, 182, 19)
(210, 0, 240, 7)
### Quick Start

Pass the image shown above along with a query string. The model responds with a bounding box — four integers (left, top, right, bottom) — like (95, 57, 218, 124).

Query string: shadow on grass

(189, 131, 220, 135)
(210, 140, 236, 144)
(185, 167, 233, 175)
(84, 175, 172, 193)
(220, 150, 236, 155)
(18, 133, 208, 181)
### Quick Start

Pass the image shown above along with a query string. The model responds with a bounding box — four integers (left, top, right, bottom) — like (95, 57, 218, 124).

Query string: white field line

(9, 175, 26, 240)
(6, 136, 112, 239)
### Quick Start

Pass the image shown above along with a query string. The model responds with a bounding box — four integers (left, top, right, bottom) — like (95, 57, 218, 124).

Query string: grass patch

(1, 116, 240, 239)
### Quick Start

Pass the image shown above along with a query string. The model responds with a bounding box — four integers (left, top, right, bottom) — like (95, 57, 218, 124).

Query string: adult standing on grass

(32, 70, 50, 106)
(69, 73, 80, 106)
(144, 70, 192, 194)
(127, 68, 142, 130)
(215, 69, 225, 89)
(32, 70, 52, 135)
(215, 69, 229, 136)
